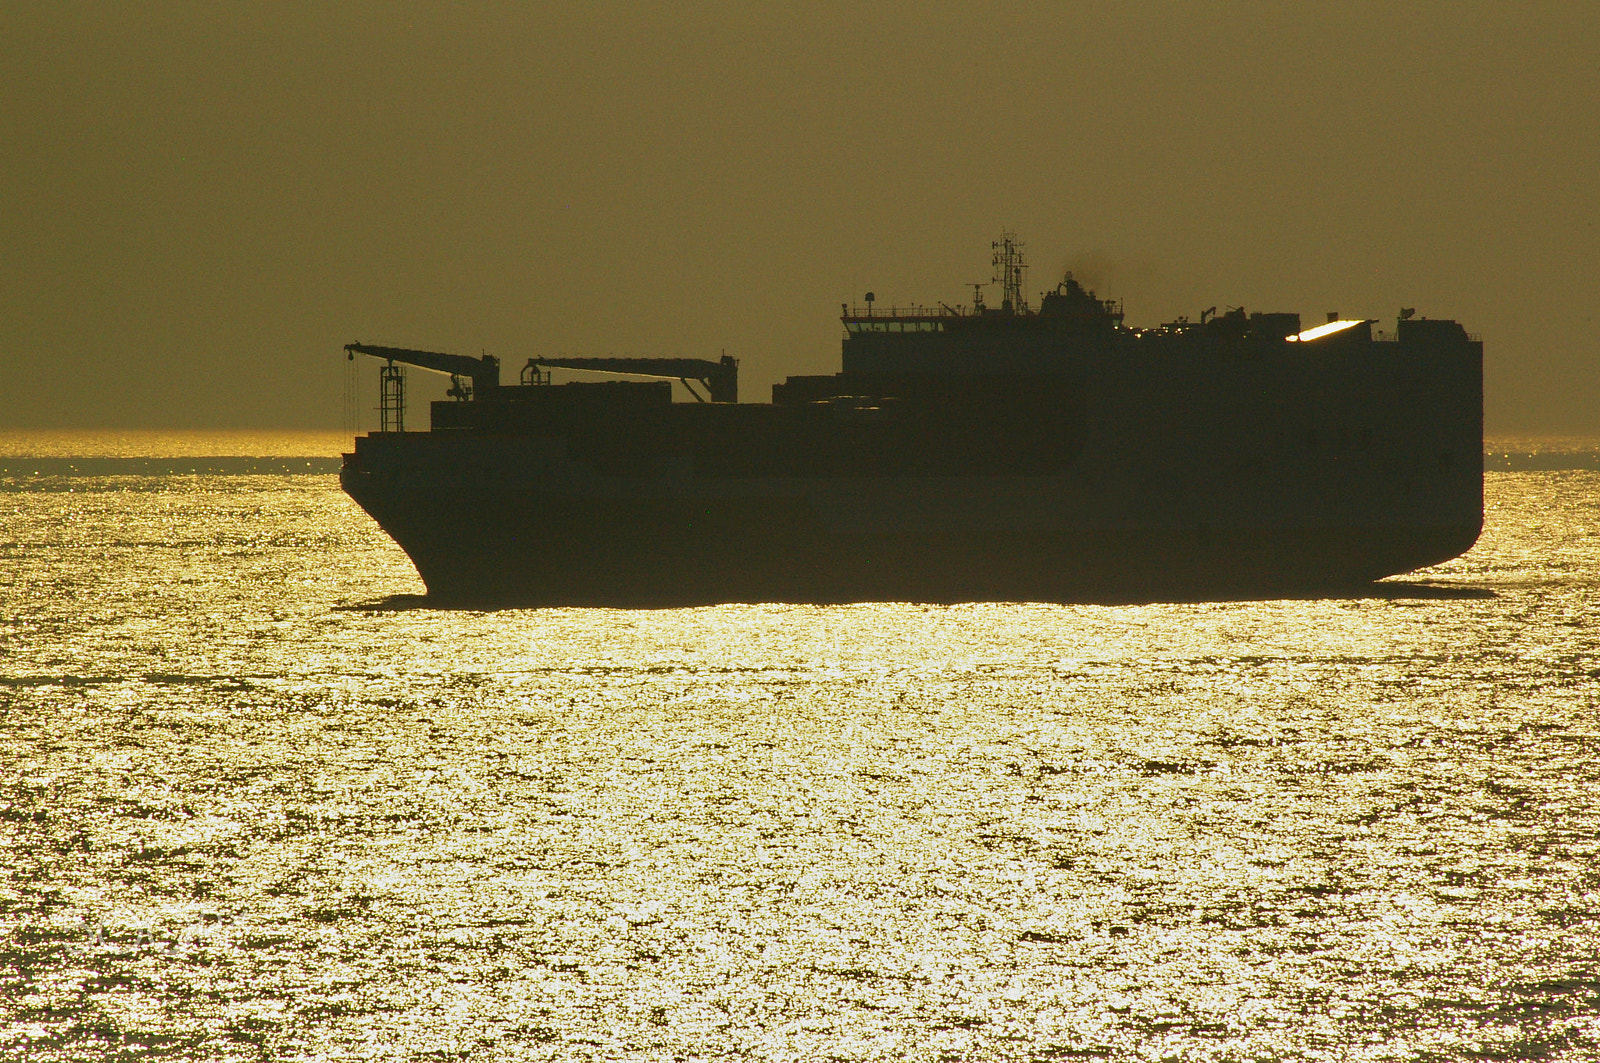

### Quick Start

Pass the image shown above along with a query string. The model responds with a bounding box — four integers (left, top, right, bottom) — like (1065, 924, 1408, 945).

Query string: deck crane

(345, 342, 500, 432)
(344, 343, 500, 398)
(345, 343, 738, 432)
(526, 355, 737, 404)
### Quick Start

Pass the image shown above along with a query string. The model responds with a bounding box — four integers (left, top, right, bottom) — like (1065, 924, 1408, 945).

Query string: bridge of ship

(841, 303, 973, 334)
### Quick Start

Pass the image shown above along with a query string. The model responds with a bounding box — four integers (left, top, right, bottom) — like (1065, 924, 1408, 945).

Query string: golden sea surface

(0, 430, 351, 460)
(1, 432, 1597, 1060)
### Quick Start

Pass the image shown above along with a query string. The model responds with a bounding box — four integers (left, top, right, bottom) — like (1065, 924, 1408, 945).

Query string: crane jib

(344, 343, 500, 393)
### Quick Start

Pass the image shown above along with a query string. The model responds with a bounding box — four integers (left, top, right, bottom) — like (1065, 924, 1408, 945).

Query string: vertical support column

(380, 362, 406, 433)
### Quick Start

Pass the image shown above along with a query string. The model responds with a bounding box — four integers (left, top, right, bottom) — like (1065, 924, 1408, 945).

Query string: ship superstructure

(341, 237, 1482, 605)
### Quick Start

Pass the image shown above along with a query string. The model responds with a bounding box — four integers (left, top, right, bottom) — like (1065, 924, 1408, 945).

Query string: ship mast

(992, 231, 1028, 313)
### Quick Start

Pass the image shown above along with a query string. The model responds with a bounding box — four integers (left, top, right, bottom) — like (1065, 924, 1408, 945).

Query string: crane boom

(528, 354, 737, 403)
(345, 343, 500, 397)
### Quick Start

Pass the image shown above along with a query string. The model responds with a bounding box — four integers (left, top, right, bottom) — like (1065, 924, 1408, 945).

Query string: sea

(1, 430, 1597, 1062)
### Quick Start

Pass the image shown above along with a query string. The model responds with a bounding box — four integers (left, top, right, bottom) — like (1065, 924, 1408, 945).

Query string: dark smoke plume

(1055, 250, 1161, 302)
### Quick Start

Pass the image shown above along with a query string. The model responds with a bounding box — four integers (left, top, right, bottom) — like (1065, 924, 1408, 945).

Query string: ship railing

(1375, 329, 1484, 343)
(842, 302, 971, 320)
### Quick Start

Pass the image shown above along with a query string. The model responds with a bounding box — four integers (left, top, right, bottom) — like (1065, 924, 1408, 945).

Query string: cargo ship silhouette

(341, 236, 1482, 605)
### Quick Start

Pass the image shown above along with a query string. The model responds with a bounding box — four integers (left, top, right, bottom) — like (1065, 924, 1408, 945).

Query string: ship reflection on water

(1, 447, 1597, 1060)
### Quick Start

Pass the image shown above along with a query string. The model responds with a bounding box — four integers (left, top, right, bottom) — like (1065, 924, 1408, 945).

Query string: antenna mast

(992, 231, 1028, 313)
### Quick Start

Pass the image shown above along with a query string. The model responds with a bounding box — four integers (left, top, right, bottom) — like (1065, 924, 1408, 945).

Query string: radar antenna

(991, 231, 1028, 313)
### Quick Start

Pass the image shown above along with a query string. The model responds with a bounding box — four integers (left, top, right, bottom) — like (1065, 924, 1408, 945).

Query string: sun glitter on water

(0, 429, 348, 459)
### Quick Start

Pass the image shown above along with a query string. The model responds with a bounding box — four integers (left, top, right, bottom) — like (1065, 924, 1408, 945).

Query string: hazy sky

(3, 2, 1596, 432)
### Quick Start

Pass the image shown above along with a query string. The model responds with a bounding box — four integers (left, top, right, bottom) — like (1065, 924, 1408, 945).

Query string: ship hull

(341, 442, 1481, 606)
